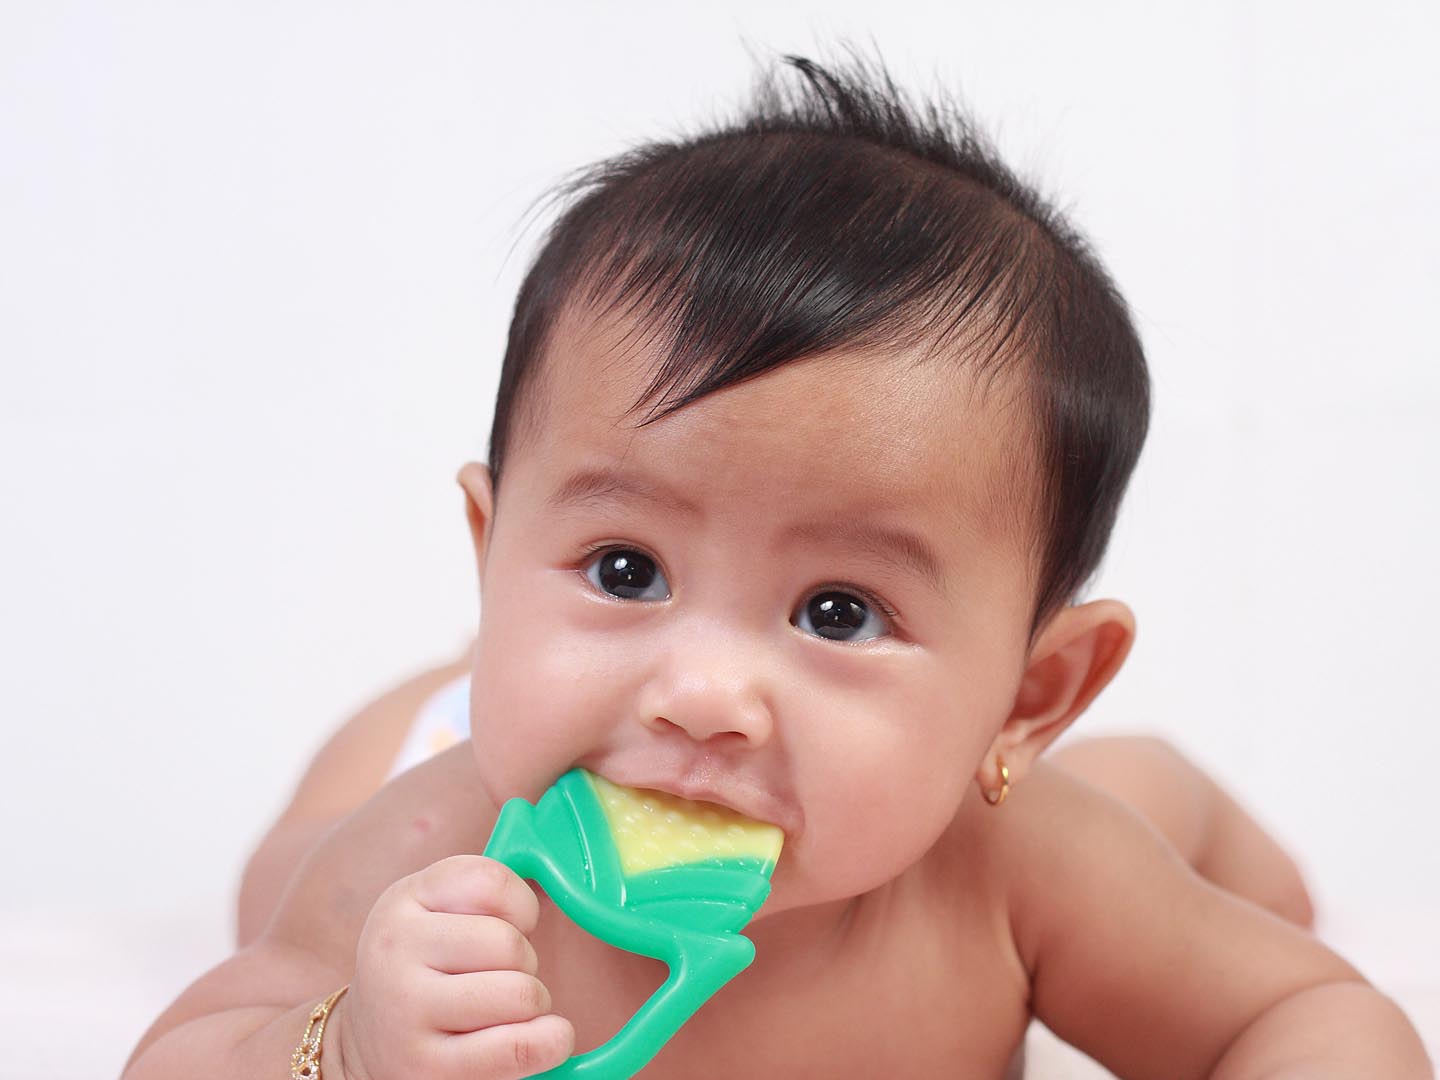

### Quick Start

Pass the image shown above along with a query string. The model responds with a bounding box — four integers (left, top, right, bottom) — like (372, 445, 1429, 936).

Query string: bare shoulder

(274, 645, 475, 825)
(236, 646, 476, 946)
(262, 740, 498, 973)
(929, 760, 1102, 990)
(980, 759, 1364, 1080)
(980, 757, 1182, 966)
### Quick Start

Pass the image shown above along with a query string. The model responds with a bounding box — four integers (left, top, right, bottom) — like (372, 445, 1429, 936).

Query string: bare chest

(346, 752, 1034, 1076)
(534, 886, 1032, 1079)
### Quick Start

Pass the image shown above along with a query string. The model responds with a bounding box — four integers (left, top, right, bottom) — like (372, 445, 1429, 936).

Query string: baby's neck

(533, 885, 880, 1033)
(744, 894, 865, 976)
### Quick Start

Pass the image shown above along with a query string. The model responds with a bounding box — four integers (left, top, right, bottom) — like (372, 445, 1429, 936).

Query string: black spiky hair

(486, 41, 1150, 645)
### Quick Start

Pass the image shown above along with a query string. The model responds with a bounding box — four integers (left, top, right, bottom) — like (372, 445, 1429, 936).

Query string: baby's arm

(121, 935, 351, 1079)
(237, 645, 473, 946)
(1004, 763, 1431, 1079)
(126, 740, 491, 1079)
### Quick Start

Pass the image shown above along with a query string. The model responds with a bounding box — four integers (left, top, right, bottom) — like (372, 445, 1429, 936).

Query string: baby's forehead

(524, 304, 1038, 553)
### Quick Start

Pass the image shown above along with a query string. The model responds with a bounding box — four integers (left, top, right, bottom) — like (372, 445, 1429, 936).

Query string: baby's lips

(584, 758, 802, 840)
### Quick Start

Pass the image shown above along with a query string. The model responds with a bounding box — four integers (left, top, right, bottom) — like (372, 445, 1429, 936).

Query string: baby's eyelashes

(583, 544, 670, 601)
(577, 544, 895, 644)
(794, 590, 891, 643)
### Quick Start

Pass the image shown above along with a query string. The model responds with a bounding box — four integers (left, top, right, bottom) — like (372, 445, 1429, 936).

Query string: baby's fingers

(410, 854, 540, 933)
(423, 969, 554, 1032)
(434, 1013, 575, 1080)
(416, 911, 539, 976)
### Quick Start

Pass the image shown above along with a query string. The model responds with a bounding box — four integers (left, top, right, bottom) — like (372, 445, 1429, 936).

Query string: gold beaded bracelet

(291, 984, 349, 1080)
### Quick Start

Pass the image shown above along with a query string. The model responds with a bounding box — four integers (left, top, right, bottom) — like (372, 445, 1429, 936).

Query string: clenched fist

(332, 854, 575, 1080)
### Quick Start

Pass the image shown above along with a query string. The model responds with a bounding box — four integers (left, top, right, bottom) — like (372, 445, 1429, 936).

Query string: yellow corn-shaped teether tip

(589, 774, 784, 876)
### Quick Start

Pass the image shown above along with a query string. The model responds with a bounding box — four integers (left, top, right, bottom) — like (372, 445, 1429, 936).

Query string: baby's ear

(982, 599, 1136, 789)
(456, 462, 496, 577)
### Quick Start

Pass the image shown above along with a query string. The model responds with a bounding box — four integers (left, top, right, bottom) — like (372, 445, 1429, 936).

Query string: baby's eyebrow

(546, 466, 951, 599)
(782, 519, 949, 599)
(546, 467, 702, 517)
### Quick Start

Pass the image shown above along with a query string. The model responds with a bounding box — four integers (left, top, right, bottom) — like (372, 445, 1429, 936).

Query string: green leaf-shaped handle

(481, 768, 780, 1078)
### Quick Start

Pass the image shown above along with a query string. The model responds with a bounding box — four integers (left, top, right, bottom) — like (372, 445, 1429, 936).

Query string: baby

(124, 48, 1430, 1079)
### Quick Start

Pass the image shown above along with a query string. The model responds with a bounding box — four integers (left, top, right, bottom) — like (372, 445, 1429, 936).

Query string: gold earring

(983, 756, 1010, 806)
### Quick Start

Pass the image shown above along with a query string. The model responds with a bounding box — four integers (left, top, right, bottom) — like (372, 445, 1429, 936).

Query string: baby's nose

(636, 666, 774, 748)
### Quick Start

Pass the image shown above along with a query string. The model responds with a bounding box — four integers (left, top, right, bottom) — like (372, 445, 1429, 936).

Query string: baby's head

(458, 48, 1149, 915)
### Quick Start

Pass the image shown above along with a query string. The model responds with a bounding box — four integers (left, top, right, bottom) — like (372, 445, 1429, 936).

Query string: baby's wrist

(290, 984, 355, 1080)
(320, 992, 361, 1080)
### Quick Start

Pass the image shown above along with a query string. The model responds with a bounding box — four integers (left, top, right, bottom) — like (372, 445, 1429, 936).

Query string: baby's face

(465, 305, 1039, 917)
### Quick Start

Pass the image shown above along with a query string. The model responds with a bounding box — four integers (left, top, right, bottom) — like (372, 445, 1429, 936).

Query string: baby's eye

(583, 546, 671, 601)
(794, 589, 892, 644)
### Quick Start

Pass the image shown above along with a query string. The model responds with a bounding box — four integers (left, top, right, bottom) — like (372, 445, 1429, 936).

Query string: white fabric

(383, 671, 472, 783)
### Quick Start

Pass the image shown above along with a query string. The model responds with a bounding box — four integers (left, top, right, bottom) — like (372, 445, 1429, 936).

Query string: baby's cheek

(469, 677, 581, 803)
(840, 783, 961, 877)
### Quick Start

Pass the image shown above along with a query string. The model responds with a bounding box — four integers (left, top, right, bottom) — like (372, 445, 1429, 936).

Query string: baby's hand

(335, 854, 575, 1080)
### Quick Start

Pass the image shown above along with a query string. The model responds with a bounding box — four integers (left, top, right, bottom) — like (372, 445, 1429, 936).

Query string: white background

(1, 2, 1436, 1076)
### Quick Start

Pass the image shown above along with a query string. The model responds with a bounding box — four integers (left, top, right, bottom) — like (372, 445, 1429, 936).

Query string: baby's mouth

(577, 757, 802, 841)
(587, 772, 786, 877)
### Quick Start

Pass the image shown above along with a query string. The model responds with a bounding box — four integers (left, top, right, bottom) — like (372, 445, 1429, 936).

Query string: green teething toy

(482, 767, 784, 1078)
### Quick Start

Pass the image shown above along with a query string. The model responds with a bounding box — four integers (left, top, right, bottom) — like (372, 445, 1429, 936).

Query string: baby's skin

(125, 303, 1430, 1079)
